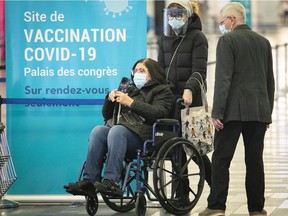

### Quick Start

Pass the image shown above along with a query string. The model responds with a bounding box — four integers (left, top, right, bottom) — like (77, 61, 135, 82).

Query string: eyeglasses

(166, 9, 187, 20)
(218, 16, 235, 25)
(131, 68, 149, 75)
(168, 13, 184, 20)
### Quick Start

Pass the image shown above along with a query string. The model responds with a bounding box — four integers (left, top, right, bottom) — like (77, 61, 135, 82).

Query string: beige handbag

(181, 73, 214, 155)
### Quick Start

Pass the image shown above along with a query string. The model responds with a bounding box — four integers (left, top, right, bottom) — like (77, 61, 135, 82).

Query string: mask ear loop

(166, 36, 185, 82)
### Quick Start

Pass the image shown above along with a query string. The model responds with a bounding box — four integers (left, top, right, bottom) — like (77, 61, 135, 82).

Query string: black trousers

(207, 121, 267, 212)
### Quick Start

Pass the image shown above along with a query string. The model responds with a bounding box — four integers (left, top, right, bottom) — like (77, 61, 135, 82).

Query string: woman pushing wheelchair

(64, 58, 173, 197)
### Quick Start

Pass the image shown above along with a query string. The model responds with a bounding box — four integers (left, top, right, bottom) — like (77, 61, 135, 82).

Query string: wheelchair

(65, 118, 205, 216)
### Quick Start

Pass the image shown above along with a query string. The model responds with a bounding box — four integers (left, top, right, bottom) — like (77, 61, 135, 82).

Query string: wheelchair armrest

(155, 118, 180, 125)
(153, 118, 181, 135)
(151, 118, 180, 149)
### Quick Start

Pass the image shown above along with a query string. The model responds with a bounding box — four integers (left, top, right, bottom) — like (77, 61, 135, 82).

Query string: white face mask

(219, 24, 231, 35)
(168, 17, 185, 30)
(133, 73, 147, 89)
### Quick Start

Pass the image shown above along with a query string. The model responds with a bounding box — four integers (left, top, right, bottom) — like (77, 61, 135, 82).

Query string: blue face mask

(133, 73, 147, 89)
(219, 24, 230, 35)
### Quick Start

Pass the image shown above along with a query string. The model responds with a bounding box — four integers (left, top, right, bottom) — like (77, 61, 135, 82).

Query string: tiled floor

(1, 28, 288, 215)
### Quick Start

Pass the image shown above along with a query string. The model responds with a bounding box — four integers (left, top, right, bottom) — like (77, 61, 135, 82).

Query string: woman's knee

(108, 125, 143, 152)
(108, 125, 129, 139)
(90, 125, 109, 136)
(88, 126, 110, 149)
(106, 125, 131, 149)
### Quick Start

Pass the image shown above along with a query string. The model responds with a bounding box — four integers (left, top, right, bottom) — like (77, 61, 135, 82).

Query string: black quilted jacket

(158, 13, 208, 108)
(102, 81, 173, 141)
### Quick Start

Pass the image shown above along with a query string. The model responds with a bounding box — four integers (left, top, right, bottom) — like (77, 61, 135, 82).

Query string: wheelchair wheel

(101, 179, 136, 212)
(101, 160, 137, 212)
(135, 191, 147, 216)
(85, 195, 98, 216)
(153, 137, 205, 215)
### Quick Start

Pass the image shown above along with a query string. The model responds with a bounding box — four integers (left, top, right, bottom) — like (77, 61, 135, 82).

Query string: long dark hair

(132, 58, 167, 85)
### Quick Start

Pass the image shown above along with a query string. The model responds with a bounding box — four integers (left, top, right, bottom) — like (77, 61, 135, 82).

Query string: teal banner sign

(5, 0, 146, 194)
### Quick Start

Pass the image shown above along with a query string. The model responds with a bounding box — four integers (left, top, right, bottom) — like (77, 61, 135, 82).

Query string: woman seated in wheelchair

(65, 58, 173, 197)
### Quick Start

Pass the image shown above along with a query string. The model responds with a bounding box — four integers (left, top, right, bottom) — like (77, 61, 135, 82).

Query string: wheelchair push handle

(176, 98, 184, 106)
(176, 98, 188, 111)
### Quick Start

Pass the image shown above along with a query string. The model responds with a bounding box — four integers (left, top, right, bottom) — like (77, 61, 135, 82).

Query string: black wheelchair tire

(101, 180, 136, 213)
(153, 137, 205, 215)
(101, 160, 137, 213)
(85, 196, 98, 216)
(135, 191, 147, 216)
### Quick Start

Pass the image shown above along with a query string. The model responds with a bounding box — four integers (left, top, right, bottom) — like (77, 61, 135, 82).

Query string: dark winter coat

(102, 81, 173, 141)
(212, 24, 275, 124)
(158, 13, 208, 110)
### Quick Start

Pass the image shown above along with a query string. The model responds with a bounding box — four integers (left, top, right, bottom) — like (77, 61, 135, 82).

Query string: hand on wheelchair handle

(182, 89, 193, 106)
(176, 98, 187, 109)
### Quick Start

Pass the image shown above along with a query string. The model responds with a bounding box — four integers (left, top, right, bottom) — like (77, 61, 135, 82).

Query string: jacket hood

(187, 13, 202, 31)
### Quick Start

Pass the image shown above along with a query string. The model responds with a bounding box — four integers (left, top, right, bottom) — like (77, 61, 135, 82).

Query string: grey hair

(220, 2, 246, 23)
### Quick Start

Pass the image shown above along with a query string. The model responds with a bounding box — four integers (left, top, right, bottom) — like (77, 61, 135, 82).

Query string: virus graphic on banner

(99, 0, 132, 17)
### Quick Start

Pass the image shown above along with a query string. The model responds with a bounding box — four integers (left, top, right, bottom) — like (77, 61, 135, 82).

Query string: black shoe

(64, 182, 87, 196)
(170, 195, 190, 208)
(94, 179, 122, 197)
(64, 179, 96, 198)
